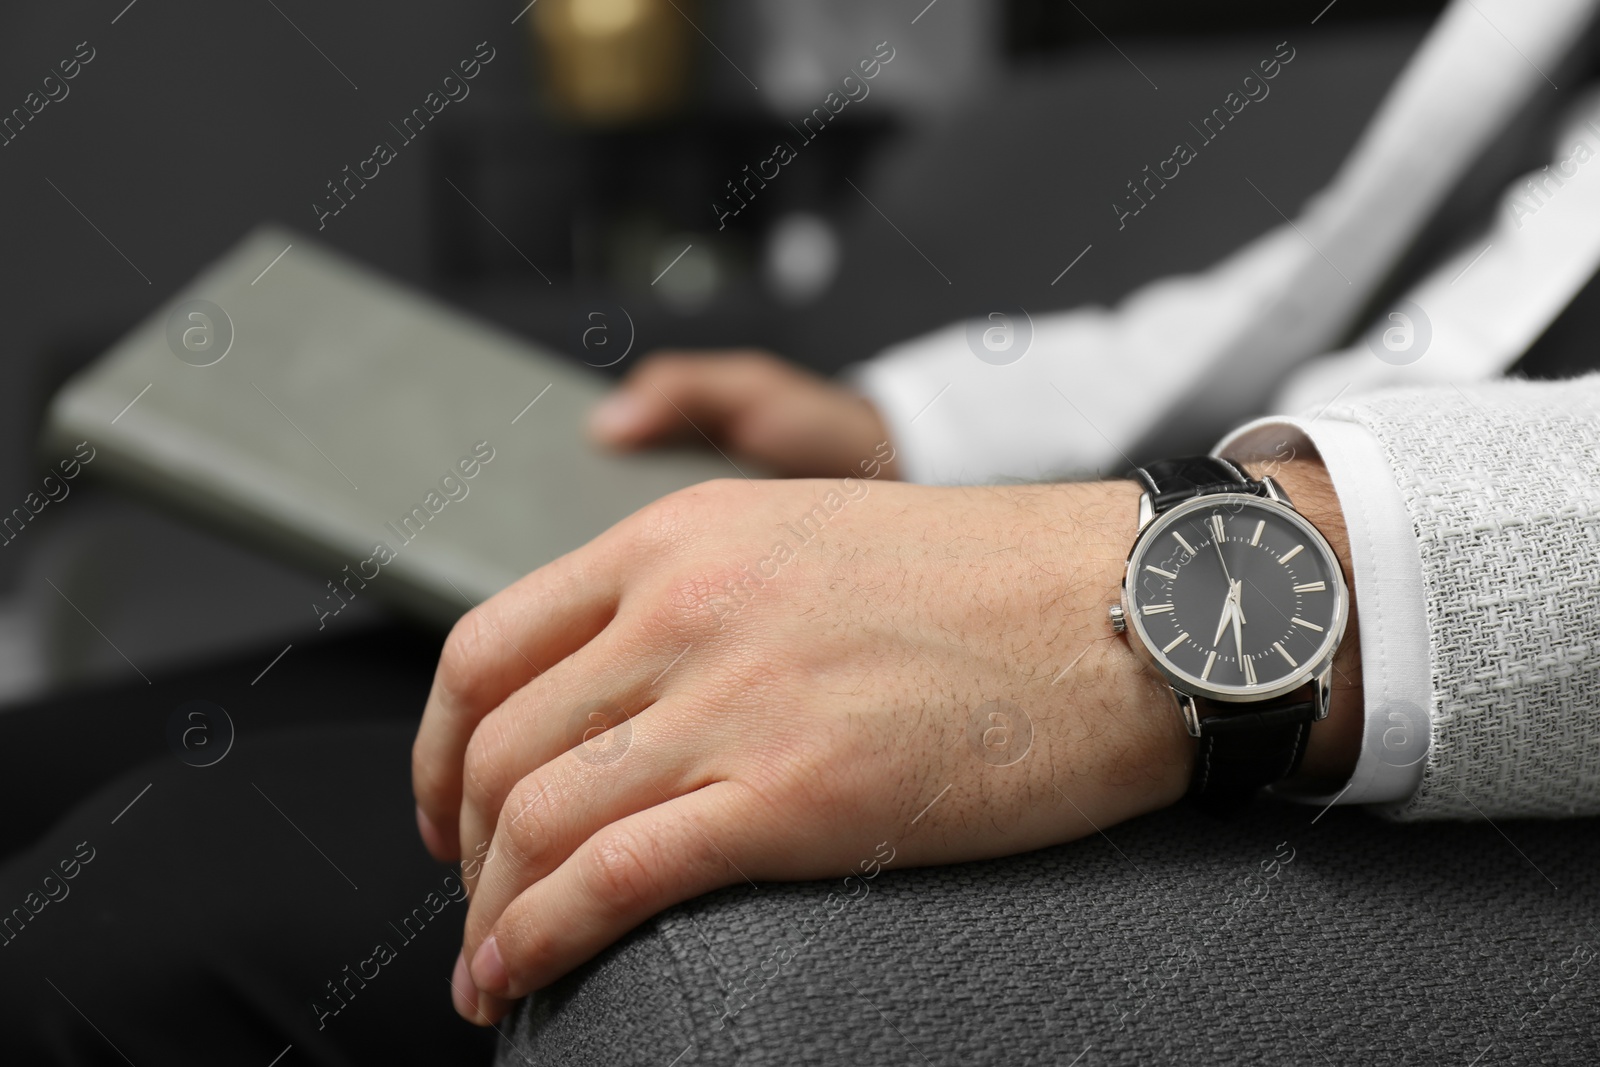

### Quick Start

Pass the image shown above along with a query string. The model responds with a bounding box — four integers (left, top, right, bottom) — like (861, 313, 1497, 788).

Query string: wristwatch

(1109, 456, 1349, 808)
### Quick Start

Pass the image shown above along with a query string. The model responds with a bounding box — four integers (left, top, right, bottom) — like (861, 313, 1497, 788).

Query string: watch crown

(1108, 603, 1127, 634)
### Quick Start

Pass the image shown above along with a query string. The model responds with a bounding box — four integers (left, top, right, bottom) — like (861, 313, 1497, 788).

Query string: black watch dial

(1127, 495, 1345, 697)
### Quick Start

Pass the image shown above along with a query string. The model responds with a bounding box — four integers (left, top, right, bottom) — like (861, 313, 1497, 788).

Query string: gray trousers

(497, 799, 1600, 1065)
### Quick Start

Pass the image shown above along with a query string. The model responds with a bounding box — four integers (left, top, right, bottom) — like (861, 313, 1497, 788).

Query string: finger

(588, 351, 769, 448)
(464, 781, 757, 1020)
(459, 706, 707, 984)
(413, 546, 622, 861)
(454, 627, 680, 883)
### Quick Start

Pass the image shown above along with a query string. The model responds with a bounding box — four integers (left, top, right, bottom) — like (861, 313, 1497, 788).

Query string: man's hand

(412, 460, 1360, 1026)
(588, 349, 900, 479)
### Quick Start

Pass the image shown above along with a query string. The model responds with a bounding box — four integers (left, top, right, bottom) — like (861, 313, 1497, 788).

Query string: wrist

(1058, 477, 1199, 810)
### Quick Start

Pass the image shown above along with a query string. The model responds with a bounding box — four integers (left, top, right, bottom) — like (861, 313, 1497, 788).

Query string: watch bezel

(1120, 491, 1349, 704)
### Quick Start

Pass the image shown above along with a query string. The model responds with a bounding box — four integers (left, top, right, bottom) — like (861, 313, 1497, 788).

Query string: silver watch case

(1118, 479, 1349, 736)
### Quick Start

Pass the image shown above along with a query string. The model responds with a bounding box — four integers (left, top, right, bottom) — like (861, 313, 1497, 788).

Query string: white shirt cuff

(1216, 415, 1431, 806)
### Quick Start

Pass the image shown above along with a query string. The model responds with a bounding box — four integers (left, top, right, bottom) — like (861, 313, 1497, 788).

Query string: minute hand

(1213, 520, 1233, 584)
(1231, 595, 1245, 665)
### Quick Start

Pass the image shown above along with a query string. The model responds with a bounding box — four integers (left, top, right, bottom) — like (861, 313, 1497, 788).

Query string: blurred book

(43, 225, 744, 627)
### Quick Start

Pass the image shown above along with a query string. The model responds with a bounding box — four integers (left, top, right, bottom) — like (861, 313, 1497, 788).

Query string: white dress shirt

(849, 0, 1600, 807)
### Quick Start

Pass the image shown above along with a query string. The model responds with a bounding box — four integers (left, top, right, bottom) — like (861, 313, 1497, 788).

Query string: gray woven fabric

(1326, 376, 1600, 820)
(496, 801, 1599, 1065)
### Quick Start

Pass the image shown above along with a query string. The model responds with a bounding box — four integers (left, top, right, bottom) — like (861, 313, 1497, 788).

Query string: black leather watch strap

(1189, 698, 1317, 809)
(1130, 455, 1315, 810)
(1132, 455, 1267, 511)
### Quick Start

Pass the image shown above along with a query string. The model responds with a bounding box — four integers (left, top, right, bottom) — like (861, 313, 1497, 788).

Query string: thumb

(588, 386, 665, 447)
(587, 354, 758, 449)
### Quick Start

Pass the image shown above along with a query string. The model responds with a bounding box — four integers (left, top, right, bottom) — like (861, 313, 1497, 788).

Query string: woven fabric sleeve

(1322, 373, 1600, 819)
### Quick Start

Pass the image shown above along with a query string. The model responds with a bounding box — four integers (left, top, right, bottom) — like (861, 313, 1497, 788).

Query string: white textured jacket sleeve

(1223, 376, 1600, 820)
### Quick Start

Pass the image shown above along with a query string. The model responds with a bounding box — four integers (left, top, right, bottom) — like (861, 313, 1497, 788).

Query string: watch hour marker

(1291, 617, 1324, 632)
(1293, 581, 1325, 593)
(1162, 632, 1189, 654)
(1173, 531, 1195, 554)
(1273, 641, 1298, 667)
(1142, 603, 1174, 615)
(1201, 650, 1216, 681)
(1250, 520, 1264, 546)
(1145, 565, 1177, 579)
(1242, 655, 1257, 685)
(1278, 544, 1304, 564)
(1210, 514, 1226, 542)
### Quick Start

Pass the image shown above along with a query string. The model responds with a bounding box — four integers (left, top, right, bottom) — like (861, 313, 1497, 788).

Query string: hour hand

(1212, 583, 1237, 645)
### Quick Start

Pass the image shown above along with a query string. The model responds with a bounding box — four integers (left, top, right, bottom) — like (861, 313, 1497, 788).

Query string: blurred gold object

(531, 0, 692, 124)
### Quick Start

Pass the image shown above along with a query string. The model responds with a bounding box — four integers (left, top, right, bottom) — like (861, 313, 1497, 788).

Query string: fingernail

(416, 804, 447, 857)
(471, 935, 509, 995)
(590, 392, 645, 440)
(450, 951, 476, 1018)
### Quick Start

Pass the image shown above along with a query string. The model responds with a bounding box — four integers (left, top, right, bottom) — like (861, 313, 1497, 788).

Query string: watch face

(1124, 494, 1346, 701)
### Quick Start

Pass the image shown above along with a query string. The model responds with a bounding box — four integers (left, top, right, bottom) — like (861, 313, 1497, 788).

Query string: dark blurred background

(0, 0, 1442, 703)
